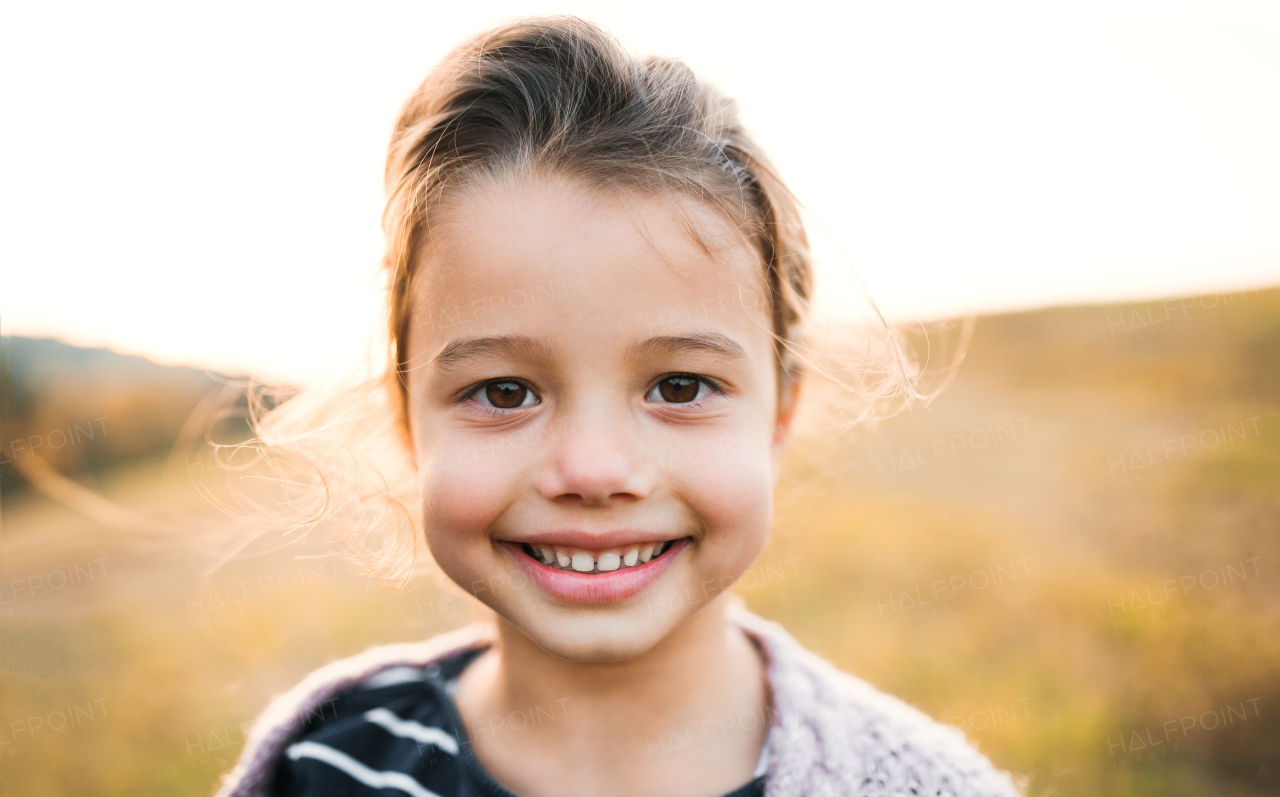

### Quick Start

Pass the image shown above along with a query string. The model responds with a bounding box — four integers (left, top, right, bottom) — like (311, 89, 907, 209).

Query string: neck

(501, 594, 757, 714)
(453, 594, 770, 795)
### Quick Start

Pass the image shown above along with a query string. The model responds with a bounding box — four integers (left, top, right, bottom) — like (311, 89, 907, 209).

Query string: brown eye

(654, 376, 702, 403)
(479, 381, 533, 409)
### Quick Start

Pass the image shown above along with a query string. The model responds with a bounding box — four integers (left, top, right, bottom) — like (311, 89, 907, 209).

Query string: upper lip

(501, 530, 685, 551)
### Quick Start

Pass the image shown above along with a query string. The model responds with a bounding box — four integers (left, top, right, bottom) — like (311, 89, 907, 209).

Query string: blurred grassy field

(1, 287, 1278, 796)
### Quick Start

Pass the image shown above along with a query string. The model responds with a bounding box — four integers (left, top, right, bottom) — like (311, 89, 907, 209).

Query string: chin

(501, 602, 689, 663)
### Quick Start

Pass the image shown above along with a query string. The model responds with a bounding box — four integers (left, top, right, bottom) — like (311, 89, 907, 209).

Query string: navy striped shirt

(270, 647, 768, 797)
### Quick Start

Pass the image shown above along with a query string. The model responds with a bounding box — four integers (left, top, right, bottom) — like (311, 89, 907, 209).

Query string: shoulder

(729, 607, 1024, 797)
(215, 622, 495, 797)
(271, 659, 476, 796)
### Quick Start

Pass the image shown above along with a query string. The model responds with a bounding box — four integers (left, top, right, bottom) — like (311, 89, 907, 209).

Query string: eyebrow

(432, 335, 553, 370)
(624, 333, 747, 366)
(431, 332, 747, 371)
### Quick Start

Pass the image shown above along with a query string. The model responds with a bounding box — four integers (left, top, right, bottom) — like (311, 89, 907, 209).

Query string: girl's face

(405, 173, 795, 662)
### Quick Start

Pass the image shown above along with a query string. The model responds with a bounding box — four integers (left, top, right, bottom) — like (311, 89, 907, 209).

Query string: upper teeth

(531, 542, 670, 573)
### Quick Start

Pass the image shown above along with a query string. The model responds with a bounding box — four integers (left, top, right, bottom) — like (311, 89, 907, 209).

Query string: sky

(3, 1, 1279, 384)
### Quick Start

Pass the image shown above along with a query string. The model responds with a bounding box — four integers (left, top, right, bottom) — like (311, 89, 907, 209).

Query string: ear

(770, 373, 803, 479)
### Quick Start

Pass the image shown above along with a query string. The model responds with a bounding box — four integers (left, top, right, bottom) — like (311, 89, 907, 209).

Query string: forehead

(407, 173, 772, 359)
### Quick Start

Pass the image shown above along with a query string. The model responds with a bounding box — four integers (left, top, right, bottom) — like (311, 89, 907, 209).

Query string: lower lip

(505, 539, 688, 605)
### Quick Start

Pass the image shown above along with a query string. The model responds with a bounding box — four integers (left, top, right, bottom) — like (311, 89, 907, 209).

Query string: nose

(537, 415, 655, 507)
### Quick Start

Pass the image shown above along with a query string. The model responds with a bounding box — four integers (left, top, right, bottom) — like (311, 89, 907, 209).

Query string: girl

(217, 16, 1022, 797)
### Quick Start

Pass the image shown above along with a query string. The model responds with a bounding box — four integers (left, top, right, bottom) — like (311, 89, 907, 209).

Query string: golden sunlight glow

(3, 1, 1279, 383)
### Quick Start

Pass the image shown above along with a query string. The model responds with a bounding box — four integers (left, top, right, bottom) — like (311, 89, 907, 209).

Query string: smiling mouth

(519, 540, 682, 575)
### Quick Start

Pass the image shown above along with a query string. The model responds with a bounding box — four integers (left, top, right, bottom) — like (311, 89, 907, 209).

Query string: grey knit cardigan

(216, 606, 1023, 797)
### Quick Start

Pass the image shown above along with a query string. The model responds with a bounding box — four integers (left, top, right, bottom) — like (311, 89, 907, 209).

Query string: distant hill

(0, 336, 249, 493)
(5, 286, 1278, 493)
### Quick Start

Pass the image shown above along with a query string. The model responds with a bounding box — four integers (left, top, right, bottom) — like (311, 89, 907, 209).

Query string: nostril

(538, 436, 653, 503)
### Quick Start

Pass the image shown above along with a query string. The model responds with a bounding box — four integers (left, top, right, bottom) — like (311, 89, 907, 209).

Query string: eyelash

(645, 373, 723, 406)
(458, 373, 723, 413)
(460, 378, 540, 415)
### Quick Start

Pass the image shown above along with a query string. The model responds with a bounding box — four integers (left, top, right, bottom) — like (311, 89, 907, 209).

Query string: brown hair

(381, 15, 812, 431)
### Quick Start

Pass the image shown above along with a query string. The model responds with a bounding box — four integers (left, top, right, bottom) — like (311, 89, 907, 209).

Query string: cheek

(419, 433, 529, 553)
(675, 429, 775, 550)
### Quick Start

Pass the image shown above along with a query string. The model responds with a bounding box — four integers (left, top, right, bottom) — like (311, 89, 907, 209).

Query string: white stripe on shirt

(360, 666, 427, 690)
(285, 741, 442, 797)
(363, 708, 461, 755)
